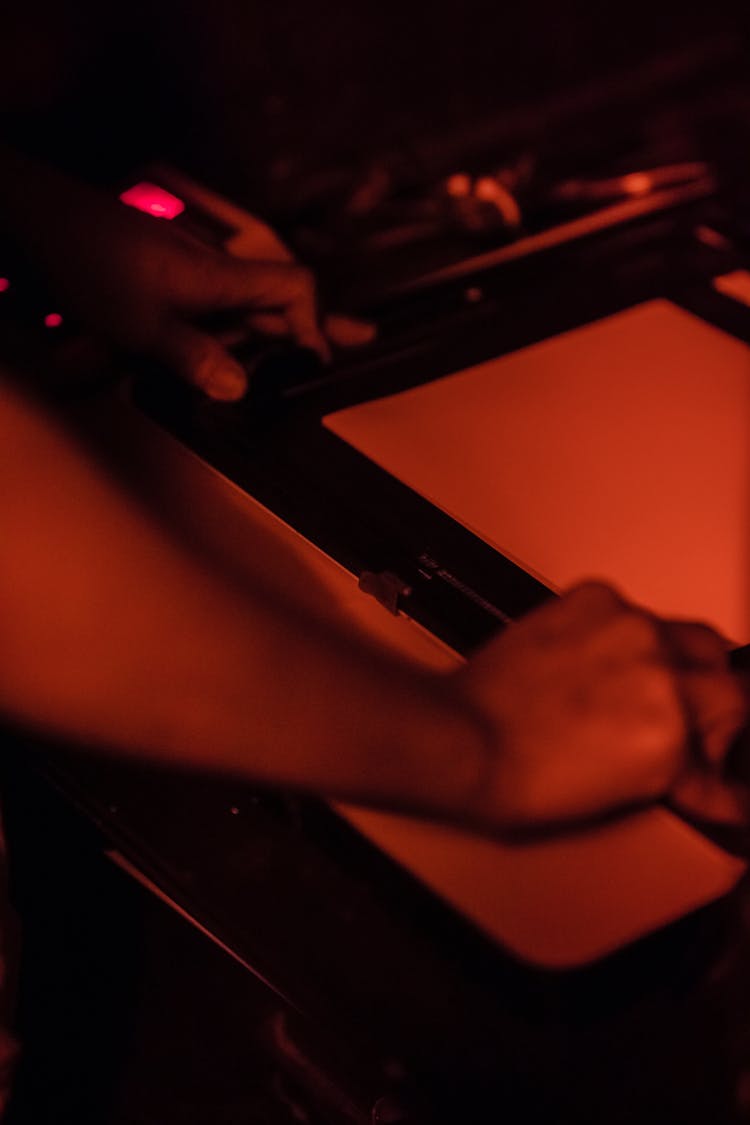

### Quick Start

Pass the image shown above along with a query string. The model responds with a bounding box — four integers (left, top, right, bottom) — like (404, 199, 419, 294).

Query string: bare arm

(0, 376, 489, 817)
(1, 377, 745, 832)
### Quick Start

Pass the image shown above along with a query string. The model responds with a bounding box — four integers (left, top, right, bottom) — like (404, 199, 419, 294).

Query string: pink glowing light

(44, 313, 63, 328)
(0, 278, 9, 293)
(119, 182, 185, 220)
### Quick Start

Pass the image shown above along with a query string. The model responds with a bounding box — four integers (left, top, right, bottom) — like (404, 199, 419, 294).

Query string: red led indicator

(0, 278, 9, 293)
(44, 313, 63, 328)
(119, 182, 185, 220)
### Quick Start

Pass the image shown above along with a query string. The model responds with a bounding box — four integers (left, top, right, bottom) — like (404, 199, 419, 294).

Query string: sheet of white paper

(325, 299, 750, 966)
(327, 299, 750, 641)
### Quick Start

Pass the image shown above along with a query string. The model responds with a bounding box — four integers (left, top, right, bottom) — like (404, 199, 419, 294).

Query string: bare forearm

(0, 378, 489, 821)
(4, 378, 734, 836)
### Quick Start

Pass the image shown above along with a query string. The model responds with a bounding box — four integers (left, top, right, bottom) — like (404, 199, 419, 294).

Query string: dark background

(2, 1, 749, 213)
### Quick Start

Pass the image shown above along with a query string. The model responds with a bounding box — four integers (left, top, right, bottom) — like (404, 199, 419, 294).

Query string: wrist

(379, 672, 497, 827)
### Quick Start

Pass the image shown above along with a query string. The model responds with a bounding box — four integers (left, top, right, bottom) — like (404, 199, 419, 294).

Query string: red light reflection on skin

(119, 182, 186, 220)
(44, 313, 63, 328)
(621, 172, 653, 197)
(445, 173, 472, 197)
(0, 278, 9, 293)
(474, 176, 501, 201)
(474, 177, 522, 227)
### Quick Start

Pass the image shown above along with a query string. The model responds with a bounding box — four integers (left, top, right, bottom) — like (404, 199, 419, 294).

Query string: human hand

(29, 179, 372, 400)
(451, 583, 748, 833)
(662, 621, 750, 828)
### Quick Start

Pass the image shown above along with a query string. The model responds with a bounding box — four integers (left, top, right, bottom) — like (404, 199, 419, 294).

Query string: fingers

(190, 259, 331, 361)
(675, 668, 748, 764)
(265, 265, 330, 362)
(544, 581, 749, 770)
(244, 311, 377, 355)
(323, 314, 377, 347)
(247, 312, 288, 338)
(670, 768, 749, 827)
(660, 619, 732, 670)
(153, 321, 247, 401)
(460, 577, 750, 830)
(662, 621, 750, 829)
(526, 581, 636, 644)
(178, 249, 376, 362)
(154, 307, 375, 400)
(659, 620, 747, 766)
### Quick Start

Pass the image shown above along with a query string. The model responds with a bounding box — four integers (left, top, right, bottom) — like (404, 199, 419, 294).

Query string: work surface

(326, 298, 750, 965)
(5, 377, 750, 1124)
(326, 299, 750, 638)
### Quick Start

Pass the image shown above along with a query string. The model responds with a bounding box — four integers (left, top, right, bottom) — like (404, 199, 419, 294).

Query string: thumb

(153, 321, 247, 401)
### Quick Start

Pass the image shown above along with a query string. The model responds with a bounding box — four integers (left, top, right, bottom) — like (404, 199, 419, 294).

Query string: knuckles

(566, 583, 665, 656)
(565, 580, 626, 610)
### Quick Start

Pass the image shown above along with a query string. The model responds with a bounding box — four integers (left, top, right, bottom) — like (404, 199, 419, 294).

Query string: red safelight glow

(44, 313, 63, 328)
(119, 182, 186, 220)
(0, 278, 10, 293)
